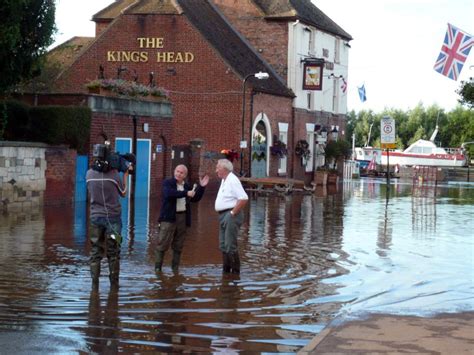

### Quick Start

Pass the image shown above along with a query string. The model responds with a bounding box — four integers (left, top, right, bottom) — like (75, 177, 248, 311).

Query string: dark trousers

(89, 216, 122, 264)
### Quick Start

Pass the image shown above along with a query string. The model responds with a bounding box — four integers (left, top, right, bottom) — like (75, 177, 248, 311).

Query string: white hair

(217, 159, 233, 172)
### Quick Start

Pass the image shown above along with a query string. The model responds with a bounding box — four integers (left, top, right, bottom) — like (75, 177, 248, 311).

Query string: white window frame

(305, 123, 315, 172)
(278, 122, 289, 175)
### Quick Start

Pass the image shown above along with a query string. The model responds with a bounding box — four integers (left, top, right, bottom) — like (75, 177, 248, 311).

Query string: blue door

(115, 138, 151, 242)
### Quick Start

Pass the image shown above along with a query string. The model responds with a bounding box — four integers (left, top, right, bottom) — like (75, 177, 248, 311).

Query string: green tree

(457, 78, 474, 109)
(0, 0, 56, 94)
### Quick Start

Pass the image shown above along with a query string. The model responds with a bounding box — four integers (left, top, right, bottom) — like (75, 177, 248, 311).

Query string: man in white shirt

(215, 159, 248, 274)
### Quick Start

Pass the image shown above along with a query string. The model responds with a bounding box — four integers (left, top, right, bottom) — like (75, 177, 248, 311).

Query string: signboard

(303, 62, 323, 90)
(380, 117, 396, 149)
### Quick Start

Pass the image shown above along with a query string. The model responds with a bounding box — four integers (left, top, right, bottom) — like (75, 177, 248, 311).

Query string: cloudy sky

(53, 0, 474, 112)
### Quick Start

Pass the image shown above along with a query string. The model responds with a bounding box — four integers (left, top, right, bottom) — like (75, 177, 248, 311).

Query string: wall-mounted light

(143, 123, 149, 133)
(331, 126, 339, 140)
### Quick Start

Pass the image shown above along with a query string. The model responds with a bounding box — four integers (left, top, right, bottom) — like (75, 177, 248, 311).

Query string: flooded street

(0, 179, 473, 353)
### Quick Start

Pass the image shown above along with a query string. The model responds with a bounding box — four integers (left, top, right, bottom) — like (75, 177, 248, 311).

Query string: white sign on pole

(380, 116, 396, 148)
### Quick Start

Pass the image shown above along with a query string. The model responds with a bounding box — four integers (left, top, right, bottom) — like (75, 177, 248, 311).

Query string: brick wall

(44, 147, 76, 206)
(56, 15, 244, 155)
(89, 111, 173, 196)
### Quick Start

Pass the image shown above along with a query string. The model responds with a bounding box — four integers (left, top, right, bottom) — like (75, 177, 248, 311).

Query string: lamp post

(240, 71, 269, 176)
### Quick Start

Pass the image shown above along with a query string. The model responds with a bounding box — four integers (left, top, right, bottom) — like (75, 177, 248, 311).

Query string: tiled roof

(253, 0, 352, 40)
(123, 0, 180, 14)
(19, 37, 94, 92)
(177, 0, 293, 97)
(92, 0, 137, 20)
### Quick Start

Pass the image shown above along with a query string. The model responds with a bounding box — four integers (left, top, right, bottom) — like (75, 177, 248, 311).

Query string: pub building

(22, 0, 352, 195)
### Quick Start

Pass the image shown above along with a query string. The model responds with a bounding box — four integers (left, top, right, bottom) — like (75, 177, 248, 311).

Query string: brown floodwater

(0, 179, 473, 353)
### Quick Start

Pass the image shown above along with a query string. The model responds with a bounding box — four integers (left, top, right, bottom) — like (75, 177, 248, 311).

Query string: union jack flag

(433, 23, 474, 81)
(340, 78, 347, 93)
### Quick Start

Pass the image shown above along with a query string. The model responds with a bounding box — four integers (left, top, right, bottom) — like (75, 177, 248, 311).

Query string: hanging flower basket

(295, 140, 310, 160)
(270, 138, 288, 158)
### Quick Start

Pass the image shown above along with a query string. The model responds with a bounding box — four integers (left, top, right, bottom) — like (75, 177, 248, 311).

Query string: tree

(457, 78, 474, 109)
(0, 0, 56, 94)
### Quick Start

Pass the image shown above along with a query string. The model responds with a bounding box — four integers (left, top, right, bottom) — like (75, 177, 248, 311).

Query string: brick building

(29, 0, 352, 188)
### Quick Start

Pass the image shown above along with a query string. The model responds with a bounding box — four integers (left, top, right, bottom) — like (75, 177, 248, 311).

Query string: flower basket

(85, 79, 169, 101)
(270, 137, 288, 158)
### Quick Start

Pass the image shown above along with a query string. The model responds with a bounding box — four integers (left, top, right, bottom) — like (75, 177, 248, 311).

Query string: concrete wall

(0, 142, 48, 212)
(0, 142, 78, 213)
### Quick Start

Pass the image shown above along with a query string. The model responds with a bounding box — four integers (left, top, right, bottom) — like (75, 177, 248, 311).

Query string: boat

(354, 125, 468, 169)
(380, 126, 467, 167)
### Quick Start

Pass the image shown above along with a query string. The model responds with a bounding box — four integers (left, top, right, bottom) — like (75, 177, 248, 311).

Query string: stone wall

(0, 142, 48, 213)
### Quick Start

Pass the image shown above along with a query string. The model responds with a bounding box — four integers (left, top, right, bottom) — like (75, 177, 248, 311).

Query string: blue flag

(358, 84, 367, 102)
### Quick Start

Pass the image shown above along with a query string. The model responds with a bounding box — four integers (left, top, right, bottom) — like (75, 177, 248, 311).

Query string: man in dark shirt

(86, 166, 130, 288)
(156, 164, 209, 273)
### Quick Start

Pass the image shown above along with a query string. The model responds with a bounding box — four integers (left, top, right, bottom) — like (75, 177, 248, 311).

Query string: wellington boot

(222, 253, 231, 273)
(171, 251, 181, 272)
(230, 252, 240, 274)
(108, 258, 120, 287)
(90, 262, 100, 288)
(155, 251, 165, 272)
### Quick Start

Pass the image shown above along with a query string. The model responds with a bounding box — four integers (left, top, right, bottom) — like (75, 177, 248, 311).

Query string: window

(332, 77, 339, 113)
(335, 38, 340, 63)
(303, 27, 312, 54)
(278, 123, 289, 174)
(305, 123, 315, 172)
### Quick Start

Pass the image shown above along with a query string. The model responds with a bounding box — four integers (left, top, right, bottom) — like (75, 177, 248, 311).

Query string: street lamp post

(240, 71, 269, 176)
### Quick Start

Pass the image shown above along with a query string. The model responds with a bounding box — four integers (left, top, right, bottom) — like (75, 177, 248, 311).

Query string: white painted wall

(288, 22, 349, 114)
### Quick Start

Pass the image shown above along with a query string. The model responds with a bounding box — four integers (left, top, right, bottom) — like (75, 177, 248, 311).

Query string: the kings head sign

(106, 37, 194, 63)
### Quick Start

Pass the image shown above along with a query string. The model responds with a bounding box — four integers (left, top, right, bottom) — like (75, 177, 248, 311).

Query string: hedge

(0, 100, 91, 154)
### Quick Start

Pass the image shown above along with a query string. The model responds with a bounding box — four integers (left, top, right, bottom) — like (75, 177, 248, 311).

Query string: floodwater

(0, 179, 473, 353)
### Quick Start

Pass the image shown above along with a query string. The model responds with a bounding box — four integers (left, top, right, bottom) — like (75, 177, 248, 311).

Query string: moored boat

(380, 126, 467, 167)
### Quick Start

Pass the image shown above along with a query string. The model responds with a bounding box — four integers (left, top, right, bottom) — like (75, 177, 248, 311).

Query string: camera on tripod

(92, 141, 136, 174)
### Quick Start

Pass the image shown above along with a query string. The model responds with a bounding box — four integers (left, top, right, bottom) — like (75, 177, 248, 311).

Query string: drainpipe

(131, 115, 137, 200)
(248, 90, 256, 177)
(290, 106, 295, 179)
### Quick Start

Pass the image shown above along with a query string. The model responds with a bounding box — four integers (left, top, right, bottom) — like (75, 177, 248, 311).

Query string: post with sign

(380, 116, 396, 185)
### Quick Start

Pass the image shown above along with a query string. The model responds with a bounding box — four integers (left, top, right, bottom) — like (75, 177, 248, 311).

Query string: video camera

(92, 141, 136, 174)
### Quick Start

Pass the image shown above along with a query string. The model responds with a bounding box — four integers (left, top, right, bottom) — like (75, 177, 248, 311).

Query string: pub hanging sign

(302, 61, 324, 91)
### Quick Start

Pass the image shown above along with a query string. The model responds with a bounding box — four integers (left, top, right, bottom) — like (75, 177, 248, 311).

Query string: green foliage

(0, 100, 91, 154)
(324, 139, 352, 169)
(0, 99, 30, 140)
(346, 104, 474, 158)
(0, 0, 56, 93)
(457, 78, 474, 109)
(29, 106, 91, 153)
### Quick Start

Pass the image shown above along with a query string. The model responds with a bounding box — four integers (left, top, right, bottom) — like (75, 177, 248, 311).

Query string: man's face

(216, 164, 227, 179)
(174, 166, 187, 183)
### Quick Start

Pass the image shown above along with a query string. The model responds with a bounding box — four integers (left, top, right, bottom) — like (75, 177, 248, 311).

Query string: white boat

(355, 126, 468, 168)
(381, 140, 467, 167)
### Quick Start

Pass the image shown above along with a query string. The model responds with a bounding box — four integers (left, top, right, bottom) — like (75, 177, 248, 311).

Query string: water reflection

(0, 180, 472, 353)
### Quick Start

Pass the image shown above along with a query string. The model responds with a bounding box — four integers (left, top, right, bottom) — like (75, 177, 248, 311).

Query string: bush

(0, 100, 91, 154)
(0, 100, 30, 140)
(29, 106, 91, 154)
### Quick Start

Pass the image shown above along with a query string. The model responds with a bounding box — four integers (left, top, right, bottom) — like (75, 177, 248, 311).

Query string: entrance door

(251, 121, 267, 178)
(115, 138, 151, 242)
